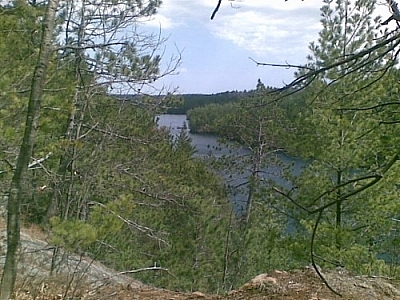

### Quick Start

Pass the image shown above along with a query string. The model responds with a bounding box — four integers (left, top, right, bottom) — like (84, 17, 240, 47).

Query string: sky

(139, 0, 391, 94)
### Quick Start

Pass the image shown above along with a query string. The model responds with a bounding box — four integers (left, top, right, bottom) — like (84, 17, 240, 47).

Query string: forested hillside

(187, 79, 303, 138)
(0, 0, 302, 296)
(1, 0, 400, 299)
(168, 91, 245, 114)
(0, 0, 242, 297)
(187, 0, 400, 287)
(118, 90, 250, 114)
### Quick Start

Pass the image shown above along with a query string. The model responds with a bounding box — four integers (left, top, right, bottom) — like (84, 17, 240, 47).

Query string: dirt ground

(13, 266, 400, 300)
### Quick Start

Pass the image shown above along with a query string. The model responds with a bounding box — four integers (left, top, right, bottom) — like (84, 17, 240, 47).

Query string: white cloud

(177, 67, 187, 74)
(141, 0, 213, 29)
(142, 1, 321, 56)
(142, 14, 182, 29)
(233, 0, 320, 10)
(210, 11, 288, 54)
(144, 0, 391, 55)
(208, 8, 320, 58)
(142, 1, 393, 93)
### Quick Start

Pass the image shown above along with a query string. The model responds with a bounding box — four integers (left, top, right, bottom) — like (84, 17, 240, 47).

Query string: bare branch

(273, 187, 311, 213)
(81, 123, 149, 144)
(115, 266, 170, 275)
(310, 210, 342, 296)
(28, 152, 53, 169)
(88, 201, 169, 245)
(339, 101, 400, 111)
(211, 0, 222, 20)
(56, 41, 129, 51)
(249, 57, 314, 71)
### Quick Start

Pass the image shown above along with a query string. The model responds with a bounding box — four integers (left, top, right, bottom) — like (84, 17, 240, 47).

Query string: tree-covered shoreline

(1, 0, 400, 298)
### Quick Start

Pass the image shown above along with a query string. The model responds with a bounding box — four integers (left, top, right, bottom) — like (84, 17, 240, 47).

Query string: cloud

(209, 11, 289, 55)
(145, 0, 388, 56)
(143, 1, 321, 58)
(142, 0, 213, 29)
(208, 8, 320, 58)
(140, 1, 394, 93)
(177, 67, 187, 74)
(142, 14, 180, 29)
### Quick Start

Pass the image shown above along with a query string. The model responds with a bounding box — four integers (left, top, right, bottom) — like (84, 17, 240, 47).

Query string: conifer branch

(249, 57, 314, 70)
(264, 31, 400, 95)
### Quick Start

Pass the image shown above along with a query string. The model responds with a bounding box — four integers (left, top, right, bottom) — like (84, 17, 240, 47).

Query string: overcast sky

(139, 0, 390, 94)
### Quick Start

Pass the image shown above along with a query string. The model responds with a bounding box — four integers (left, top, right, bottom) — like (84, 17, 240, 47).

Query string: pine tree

(279, 0, 400, 275)
(0, 0, 60, 297)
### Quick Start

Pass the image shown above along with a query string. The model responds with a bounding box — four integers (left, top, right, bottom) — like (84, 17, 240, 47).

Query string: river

(157, 114, 398, 262)
(156, 114, 238, 157)
(156, 114, 307, 213)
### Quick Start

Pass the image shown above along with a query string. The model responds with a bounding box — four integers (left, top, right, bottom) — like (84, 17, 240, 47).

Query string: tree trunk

(45, 3, 88, 222)
(0, 0, 59, 298)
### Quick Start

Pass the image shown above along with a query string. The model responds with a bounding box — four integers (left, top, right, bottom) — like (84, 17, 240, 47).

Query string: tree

(0, 0, 60, 298)
(207, 0, 400, 292)
(77, 103, 231, 292)
(188, 81, 292, 288)
(0, 0, 181, 297)
(43, 0, 174, 222)
(0, 1, 46, 196)
(275, 0, 400, 283)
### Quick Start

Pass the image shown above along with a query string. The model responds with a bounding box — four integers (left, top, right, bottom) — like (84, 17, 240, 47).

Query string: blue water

(156, 114, 307, 214)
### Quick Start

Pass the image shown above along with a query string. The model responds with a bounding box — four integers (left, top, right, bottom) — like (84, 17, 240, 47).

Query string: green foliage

(184, 0, 400, 283)
(0, 0, 233, 294)
(187, 102, 238, 134)
(89, 195, 132, 236)
(186, 83, 301, 149)
(0, 2, 74, 222)
(277, 0, 400, 277)
(173, 127, 196, 156)
(43, 96, 231, 293)
(187, 81, 296, 289)
(49, 217, 97, 252)
(169, 91, 245, 114)
(0, 2, 42, 183)
(84, 123, 231, 292)
(223, 202, 292, 289)
(3, 0, 400, 295)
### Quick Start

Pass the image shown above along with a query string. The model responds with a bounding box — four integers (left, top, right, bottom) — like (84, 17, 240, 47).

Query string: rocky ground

(1, 219, 400, 300)
(11, 266, 400, 300)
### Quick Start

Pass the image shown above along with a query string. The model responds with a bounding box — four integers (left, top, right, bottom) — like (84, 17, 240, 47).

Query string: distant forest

(167, 91, 247, 114)
(113, 86, 278, 115)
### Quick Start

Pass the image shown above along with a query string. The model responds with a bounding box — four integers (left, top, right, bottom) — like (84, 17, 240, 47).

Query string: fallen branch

(28, 152, 53, 169)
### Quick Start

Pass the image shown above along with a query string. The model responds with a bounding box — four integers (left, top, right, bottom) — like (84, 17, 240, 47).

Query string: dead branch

(116, 266, 170, 275)
(28, 152, 53, 169)
(211, 0, 222, 20)
(88, 201, 169, 245)
(339, 101, 400, 111)
(310, 210, 342, 296)
(249, 57, 314, 71)
(80, 123, 149, 144)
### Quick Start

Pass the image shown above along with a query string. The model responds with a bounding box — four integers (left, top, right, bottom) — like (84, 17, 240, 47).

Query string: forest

(119, 90, 250, 114)
(167, 91, 246, 114)
(0, 0, 399, 299)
